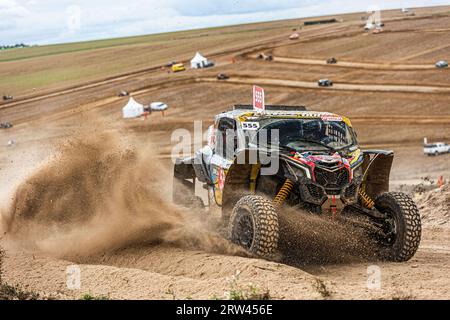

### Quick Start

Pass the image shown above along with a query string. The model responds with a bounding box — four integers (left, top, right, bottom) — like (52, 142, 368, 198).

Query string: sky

(1, 0, 449, 45)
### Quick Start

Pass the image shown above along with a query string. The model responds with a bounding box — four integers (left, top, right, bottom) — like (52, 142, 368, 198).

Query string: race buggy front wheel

(374, 192, 422, 262)
(228, 195, 279, 258)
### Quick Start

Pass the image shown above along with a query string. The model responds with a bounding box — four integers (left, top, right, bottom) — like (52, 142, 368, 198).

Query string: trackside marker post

(253, 85, 265, 113)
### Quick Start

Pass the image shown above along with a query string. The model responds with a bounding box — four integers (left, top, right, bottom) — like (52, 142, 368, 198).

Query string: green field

(0, 19, 302, 96)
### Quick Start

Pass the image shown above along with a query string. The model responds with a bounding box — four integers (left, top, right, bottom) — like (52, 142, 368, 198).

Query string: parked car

(289, 33, 300, 40)
(150, 102, 168, 111)
(326, 57, 337, 64)
(203, 61, 215, 68)
(424, 142, 450, 156)
(217, 73, 230, 80)
(118, 91, 129, 97)
(2, 95, 13, 101)
(171, 63, 186, 72)
(435, 60, 448, 68)
(318, 79, 333, 87)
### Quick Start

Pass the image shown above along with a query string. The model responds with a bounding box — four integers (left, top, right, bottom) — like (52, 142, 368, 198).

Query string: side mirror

(202, 145, 213, 158)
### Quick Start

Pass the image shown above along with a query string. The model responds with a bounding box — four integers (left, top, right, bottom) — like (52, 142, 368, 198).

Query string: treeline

(0, 43, 31, 50)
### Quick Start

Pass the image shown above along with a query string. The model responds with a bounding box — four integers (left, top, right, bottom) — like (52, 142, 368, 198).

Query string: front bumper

(298, 178, 360, 208)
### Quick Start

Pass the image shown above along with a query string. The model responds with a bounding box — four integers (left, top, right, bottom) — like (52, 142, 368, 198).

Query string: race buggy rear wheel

(374, 192, 421, 262)
(228, 195, 279, 258)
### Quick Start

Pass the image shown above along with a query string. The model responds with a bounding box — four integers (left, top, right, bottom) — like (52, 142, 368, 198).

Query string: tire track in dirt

(396, 42, 450, 62)
(7, 78, 199, 126)
(0, 67, 164, 111)
(269, 56, 436, 71)
(13, 74, 450, 129)
(203, 76, 450, 94)
(0, 30, 298, 111)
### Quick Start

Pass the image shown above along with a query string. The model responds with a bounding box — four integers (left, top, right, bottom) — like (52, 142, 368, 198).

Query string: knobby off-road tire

(374, 192, 421, 262)
(228, 195, 279, 258)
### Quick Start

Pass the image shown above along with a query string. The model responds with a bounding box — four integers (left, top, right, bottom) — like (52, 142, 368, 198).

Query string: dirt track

(1, 228, 449, 300)
(204, 76, 450, 94)
(271, 56, 436, 70)
(1, 6, 450, 300)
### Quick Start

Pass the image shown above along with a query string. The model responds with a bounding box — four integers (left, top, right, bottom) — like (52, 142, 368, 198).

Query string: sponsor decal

(321, 114, 343, 122)
(217, 167, 225, 190)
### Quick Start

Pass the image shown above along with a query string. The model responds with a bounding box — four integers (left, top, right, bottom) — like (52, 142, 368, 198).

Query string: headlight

(285, 162, 307, 181)
(292, 167, 306, 179)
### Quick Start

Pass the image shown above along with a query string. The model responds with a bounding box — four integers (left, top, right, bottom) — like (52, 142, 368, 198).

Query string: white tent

(364, 22, 374, 30)
(122, 97, 144, 118)
(190, 52, 209, 69)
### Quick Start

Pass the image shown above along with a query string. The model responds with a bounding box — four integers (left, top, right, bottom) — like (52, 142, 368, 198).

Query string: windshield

(255, 118, 357, 151)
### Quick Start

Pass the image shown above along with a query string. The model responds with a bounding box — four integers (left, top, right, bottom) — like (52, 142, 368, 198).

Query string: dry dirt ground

(0, 6, 450, 300)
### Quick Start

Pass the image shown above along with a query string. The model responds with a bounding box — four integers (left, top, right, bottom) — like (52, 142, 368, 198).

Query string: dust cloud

(0, 131, 242, 258)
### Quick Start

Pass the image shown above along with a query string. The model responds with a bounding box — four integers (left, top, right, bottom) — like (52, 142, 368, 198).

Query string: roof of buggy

(215, 105, 352, 127)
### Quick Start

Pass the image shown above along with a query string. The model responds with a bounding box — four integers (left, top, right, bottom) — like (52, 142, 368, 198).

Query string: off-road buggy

(318, 79, 333, 87)
(217, 73, 230, 80)
(0, 122, 13, 129)
(173, 105, 421, 261)
(257, 53, 273, 61)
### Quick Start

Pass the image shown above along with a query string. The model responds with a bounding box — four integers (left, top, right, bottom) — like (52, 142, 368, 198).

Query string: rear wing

(233, 105, 307, 111)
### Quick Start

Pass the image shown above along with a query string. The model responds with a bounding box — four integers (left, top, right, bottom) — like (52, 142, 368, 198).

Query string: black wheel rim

(233, 208, 255, 250)
(378, 208, 398, 246)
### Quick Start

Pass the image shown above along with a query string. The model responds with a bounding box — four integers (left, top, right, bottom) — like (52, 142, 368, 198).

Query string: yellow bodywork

(171, 63, 186, 72)
(236, 111, 353, 128)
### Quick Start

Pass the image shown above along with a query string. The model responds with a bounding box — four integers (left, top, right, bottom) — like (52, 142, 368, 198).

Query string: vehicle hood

(288, 149, 363, 169)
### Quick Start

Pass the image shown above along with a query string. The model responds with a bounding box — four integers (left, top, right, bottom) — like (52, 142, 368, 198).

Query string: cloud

(168, 0, 315, 16)
(0, 0, 29, 16)
(0, 0, 449, 45)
